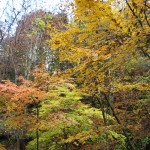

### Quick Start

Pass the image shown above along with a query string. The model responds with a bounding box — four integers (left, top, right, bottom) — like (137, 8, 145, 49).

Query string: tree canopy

(0, 0, 150, 150)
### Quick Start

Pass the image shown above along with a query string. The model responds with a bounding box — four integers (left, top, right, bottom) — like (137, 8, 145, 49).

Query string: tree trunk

(36, 103, 39, 150)
(103, 93, 135, 150)
(16, 136, 20, 150)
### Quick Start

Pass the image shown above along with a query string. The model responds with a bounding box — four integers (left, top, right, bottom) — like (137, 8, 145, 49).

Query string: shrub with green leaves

(27, 82, 125, 150)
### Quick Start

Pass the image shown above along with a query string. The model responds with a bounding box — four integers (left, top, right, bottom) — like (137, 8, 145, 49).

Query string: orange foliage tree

(0, 77, 46, 149)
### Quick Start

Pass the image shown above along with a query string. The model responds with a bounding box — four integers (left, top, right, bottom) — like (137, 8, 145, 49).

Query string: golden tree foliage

(48, 0, 150, 148)
(0, 0, 149, 149)
(49, 0, 150, 94)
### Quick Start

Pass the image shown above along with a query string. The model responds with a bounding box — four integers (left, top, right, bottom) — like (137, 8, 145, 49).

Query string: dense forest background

(0, 0, 150, 150)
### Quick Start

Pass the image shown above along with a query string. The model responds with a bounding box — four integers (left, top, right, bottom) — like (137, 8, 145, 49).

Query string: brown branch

(139, 47, 150, 59)
(145, 0, 150, 9)
(125, 0, 143, 28)
(0, 11, 21, 44)
(144, 1, 150, 26)
(102, 92, 136, 150)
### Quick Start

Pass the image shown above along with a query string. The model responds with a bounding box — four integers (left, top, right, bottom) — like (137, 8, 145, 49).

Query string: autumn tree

(0, 0, 42, 81)
(26, 69, 126, 150)
(0, 0, 149, 149)
(0, 8, 68, 82)
(0, 77, 46, 150)
(49, 0, 150, 149)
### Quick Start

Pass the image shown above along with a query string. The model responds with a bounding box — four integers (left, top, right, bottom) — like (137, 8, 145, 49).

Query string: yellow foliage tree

(48, 0, 150, 149)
